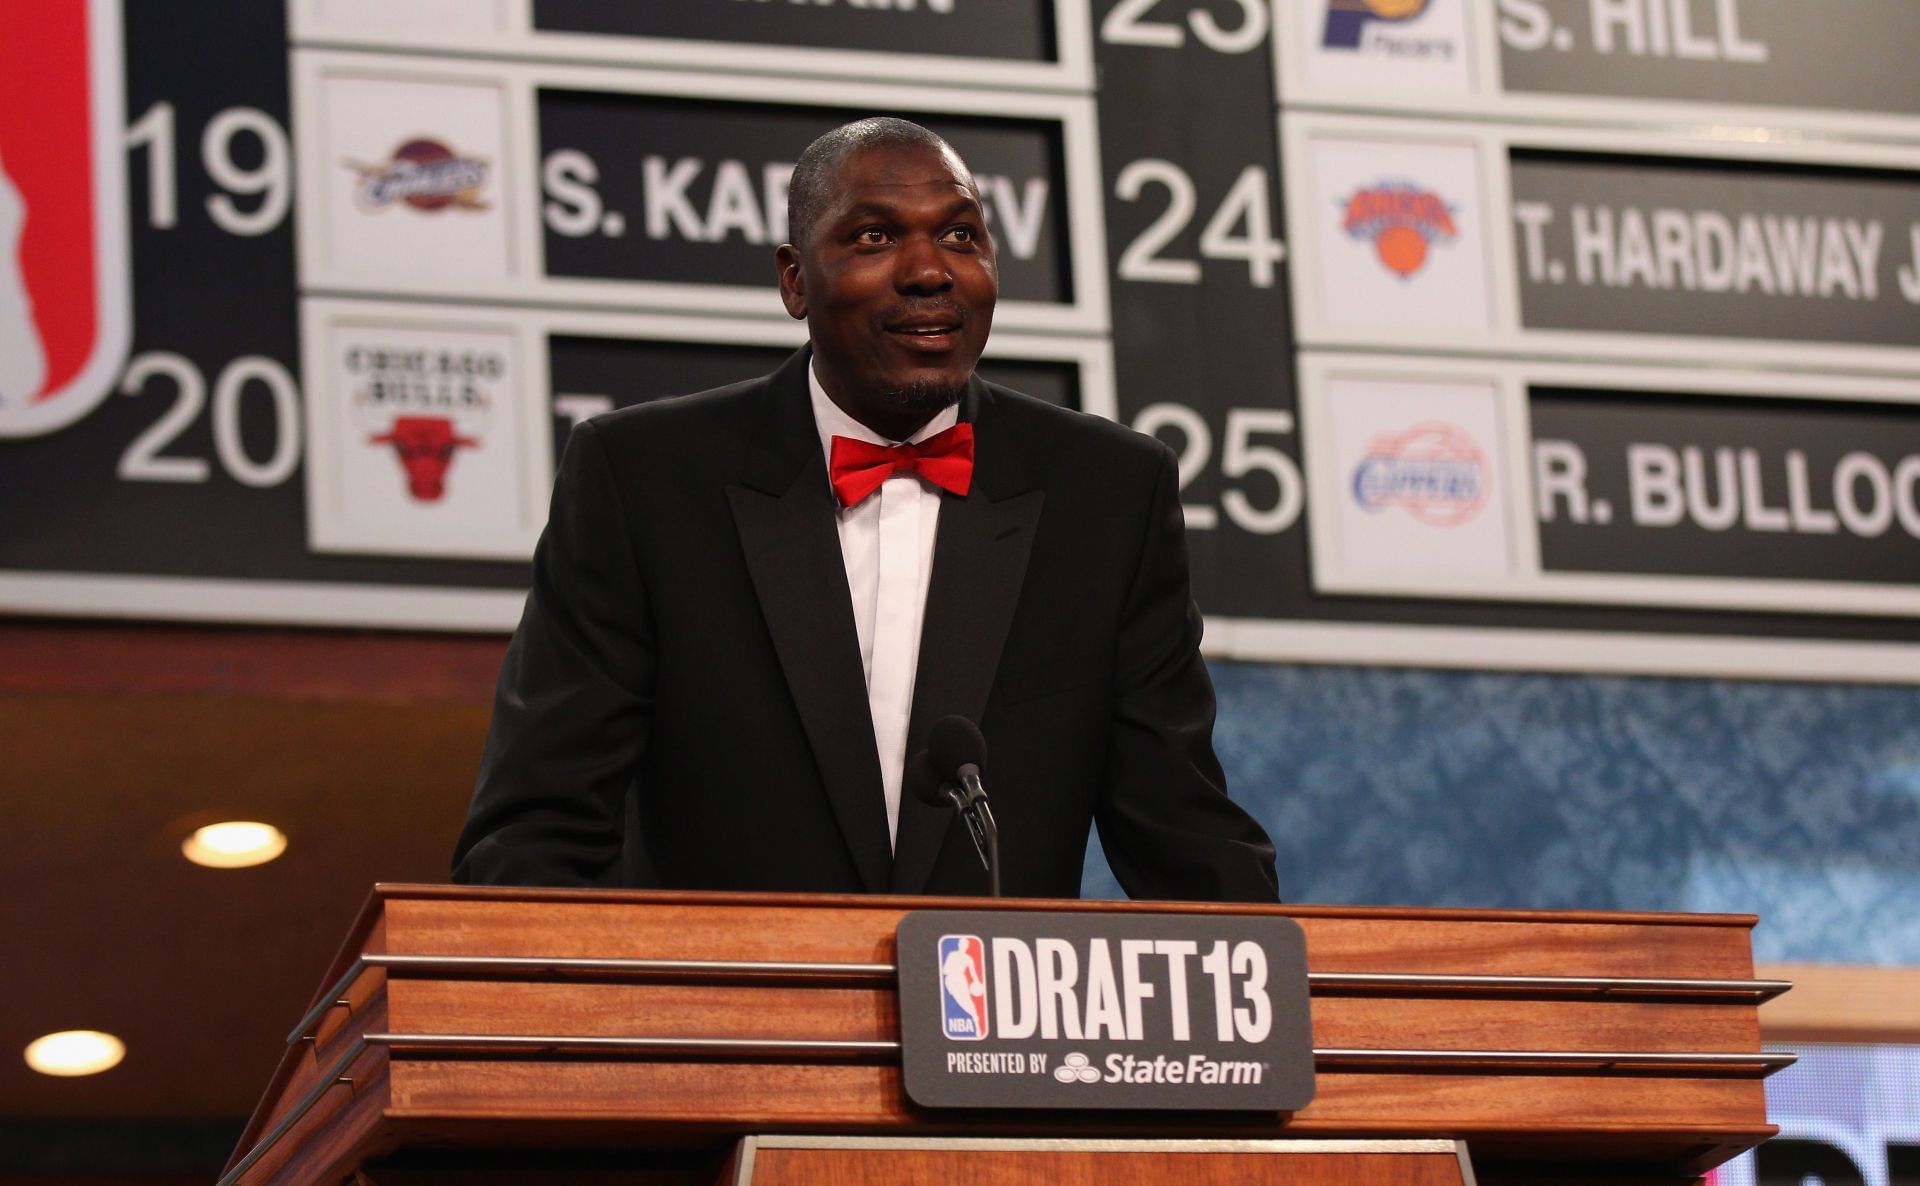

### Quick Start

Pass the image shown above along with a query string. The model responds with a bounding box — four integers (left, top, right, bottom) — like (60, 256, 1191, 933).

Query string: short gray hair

(786, 117, 971, 249)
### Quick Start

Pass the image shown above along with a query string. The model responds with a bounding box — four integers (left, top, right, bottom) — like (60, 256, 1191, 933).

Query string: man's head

(777, 117, 997, 442)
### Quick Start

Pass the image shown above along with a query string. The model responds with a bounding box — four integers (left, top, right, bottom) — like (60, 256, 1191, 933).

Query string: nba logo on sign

(937, 935, 988, 1041)
(0, 0, 129, 439)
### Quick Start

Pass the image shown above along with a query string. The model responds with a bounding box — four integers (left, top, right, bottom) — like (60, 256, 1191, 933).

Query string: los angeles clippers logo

(1323, 0, 1433, 48)
(0, 0, 130, 438)
(938, 935, 988, 1041)
(1341, 181, 1456, 278)
(1351, 422, 1488, 527)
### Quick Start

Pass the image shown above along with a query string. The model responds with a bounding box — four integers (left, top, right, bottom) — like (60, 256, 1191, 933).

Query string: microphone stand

(947, 765, 1001, 898)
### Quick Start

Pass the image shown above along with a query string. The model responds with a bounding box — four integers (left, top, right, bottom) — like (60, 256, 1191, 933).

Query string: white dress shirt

(809, 362, 958, 849)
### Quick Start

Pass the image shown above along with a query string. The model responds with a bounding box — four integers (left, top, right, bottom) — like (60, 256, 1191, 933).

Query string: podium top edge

(365, 883, 1762, 929)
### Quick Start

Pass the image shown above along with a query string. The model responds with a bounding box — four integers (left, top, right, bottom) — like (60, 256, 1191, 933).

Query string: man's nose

(894, 234, 953, 293)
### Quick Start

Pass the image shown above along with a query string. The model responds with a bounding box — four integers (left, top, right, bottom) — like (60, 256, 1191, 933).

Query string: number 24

(1116, 161, 1285, 289)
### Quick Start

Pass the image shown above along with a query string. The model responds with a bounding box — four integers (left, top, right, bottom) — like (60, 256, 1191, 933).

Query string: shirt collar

(809, 359, 961, 469)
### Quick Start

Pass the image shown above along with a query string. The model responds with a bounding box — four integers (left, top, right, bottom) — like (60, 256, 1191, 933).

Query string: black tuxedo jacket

(452, 348, 1278, 901)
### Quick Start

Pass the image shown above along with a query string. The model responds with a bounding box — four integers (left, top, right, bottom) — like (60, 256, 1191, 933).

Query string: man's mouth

(885, 314, 964, 352)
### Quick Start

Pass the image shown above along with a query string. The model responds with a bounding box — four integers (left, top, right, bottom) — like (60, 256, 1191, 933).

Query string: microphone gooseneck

(921, 715, 1001, 897)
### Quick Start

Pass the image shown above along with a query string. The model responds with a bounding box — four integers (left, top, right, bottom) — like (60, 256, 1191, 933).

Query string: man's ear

(775, 243, 806, 320)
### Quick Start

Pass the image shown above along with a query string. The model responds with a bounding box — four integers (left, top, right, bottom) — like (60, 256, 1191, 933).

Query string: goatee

(882, 378, 967, 415)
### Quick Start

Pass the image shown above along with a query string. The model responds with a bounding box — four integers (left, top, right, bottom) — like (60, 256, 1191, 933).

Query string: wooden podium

(221, 886, 1790, 1186)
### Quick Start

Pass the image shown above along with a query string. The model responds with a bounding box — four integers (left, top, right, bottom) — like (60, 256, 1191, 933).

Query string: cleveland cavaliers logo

(346, 139, 490, 213)
(0, 0, 130, 438)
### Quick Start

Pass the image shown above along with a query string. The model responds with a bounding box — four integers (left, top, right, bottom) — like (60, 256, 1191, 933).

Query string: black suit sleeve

(451, 419, 654, 886)
(1094, 446, 1281, 903)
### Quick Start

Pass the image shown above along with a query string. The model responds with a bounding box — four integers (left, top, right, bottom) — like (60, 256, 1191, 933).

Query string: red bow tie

(829, 422, 975, 508)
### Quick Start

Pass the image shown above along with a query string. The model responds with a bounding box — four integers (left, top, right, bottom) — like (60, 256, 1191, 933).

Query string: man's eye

(944, 226, 975, 243)
(855, 227, 889, 245)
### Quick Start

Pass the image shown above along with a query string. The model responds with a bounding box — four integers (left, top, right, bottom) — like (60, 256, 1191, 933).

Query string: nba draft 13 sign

(895, 910, 1315, 1110)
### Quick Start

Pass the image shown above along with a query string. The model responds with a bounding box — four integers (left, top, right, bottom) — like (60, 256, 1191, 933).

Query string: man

(452, 117, 1277, 901)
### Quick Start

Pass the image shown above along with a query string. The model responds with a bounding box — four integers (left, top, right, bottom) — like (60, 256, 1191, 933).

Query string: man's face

(777, 142, 998, 437)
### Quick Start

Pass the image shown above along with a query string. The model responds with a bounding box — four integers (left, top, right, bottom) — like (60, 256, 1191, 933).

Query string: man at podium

(452, 118, 1278, 903)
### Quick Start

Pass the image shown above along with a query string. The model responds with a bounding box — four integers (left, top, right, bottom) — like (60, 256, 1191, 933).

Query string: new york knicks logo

(0, 0, 130, 439)
(938, 935, 988, 1041)
(1350, 423, 1487, 527)
(1341, 182, 1456, 278)
(1323, 0, 1433, 48)
(347, 139, 490, 213)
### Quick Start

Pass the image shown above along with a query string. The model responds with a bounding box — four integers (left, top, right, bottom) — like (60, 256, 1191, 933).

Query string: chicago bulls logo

(346, 345, 501, 503)
(368, 416, 479, 502)
(0, 0, 130, 439)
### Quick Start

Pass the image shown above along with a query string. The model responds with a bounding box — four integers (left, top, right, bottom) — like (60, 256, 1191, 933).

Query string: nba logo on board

(938, 935, 988, 1041)
(0, 0, 129, 439)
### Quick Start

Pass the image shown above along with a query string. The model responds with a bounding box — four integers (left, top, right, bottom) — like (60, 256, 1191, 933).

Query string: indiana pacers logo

(1323, 0, 1432, 48)
(1340, 181, 1456, 278)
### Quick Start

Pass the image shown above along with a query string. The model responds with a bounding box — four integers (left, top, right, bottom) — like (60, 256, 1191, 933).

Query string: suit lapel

(889, 380, 1043, 894)
(727, 350, 892, 892)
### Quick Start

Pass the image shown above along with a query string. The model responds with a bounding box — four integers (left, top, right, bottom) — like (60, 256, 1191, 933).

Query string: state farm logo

(1351, 422, 1488, 527)
(346, 344, 502, 502)
(1053, 1052, 1100, 1084)
(347, 139, 489, 213)
(1342, 181, 1456, 278)
(1323, 0, 1432, 48)
(939, 935, 988, 1041)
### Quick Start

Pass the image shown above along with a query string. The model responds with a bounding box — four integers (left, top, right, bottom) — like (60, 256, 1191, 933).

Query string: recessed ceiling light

(181, 821, 287, 868)
(25, 1030, 126, 1077)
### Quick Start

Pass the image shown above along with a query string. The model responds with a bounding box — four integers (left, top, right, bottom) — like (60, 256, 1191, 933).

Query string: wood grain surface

(1757, 962, 1920, 1041)
(740, 1145, 1468, 1186)
(225, 886, 1780, 1185)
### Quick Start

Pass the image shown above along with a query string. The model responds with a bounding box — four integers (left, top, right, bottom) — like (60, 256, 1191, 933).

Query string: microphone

(929, 714, 988, 803)
(906, 746, 956, 809)
(910, 715, 1001, 897)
